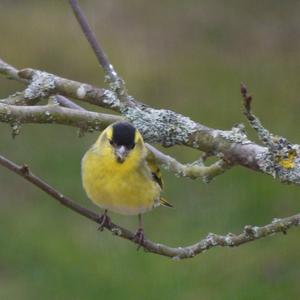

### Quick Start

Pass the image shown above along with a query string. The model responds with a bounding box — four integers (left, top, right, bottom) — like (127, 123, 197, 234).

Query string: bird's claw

(133, 228, 145, 250)
(97, 212, 111, 231)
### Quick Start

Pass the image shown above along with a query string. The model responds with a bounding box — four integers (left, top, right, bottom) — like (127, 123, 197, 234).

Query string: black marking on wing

(152, 171, 163, 189)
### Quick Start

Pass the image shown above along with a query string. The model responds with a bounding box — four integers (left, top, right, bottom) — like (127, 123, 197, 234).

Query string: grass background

(1, 1, 300, 299)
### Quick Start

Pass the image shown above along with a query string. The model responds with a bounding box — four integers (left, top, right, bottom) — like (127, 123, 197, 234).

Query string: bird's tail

(160, 197, 174, 208)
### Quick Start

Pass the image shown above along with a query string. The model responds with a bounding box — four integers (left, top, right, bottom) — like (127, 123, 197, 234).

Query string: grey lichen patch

(0, 105, 12, 123)
(47, 95, 59, 106)
(123, 106, 199, 146)
(102, 90, 121, 108)
(105, 70, 126, 96)
(219, 124, 251, 145)
(76, 118, 108, 136)
(243, 225, 260, 238)
(248, 115, 273, 147)
(111, 227, 122, 236)
(171, 255, 181, 261)
(24, 71, 56, 100)
(174, 247, 195, 259)
(256, 150, 277, 177)
(0, 105, 22, 136)
(224, 234, 235, 246)
(251, 226, 260, 238)
(11, 121, 21, 138)
(44, 110, 54, 122)
(205, 233, 218, 246)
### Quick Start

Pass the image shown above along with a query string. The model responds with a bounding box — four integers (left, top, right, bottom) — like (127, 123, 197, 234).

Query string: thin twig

(240, 83, 274, 148)
(69, 0, 121, 85)
(0, 153, 299, 260)
(0, 58, 27, 83)
(55, 95, 86, 111)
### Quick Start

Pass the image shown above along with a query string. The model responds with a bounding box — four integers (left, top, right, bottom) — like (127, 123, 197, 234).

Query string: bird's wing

(146, 149, 174, 208)
(146, 154, 164, 189)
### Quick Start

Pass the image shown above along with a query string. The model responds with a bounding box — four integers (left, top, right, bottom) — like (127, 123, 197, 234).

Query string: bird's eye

(109, 140, 114, 146)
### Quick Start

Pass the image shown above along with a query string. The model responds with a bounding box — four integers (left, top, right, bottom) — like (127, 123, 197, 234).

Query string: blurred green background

(1, 1, 300, 299)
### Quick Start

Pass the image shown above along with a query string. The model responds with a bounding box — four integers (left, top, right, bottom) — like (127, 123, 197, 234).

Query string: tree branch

(1, 59, 300, 184)
(0, 153, 299, 260)
(0, 102, 122, 132)
(146, 143, 232, 182)
(0, 58, 27, 83)
(55, 95, 86, 111)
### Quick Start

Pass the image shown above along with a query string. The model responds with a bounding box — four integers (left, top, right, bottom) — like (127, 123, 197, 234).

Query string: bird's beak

(115, 145, 128, 163)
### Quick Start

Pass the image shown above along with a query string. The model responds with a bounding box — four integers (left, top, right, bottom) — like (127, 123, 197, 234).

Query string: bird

(81, 121, 172, 246)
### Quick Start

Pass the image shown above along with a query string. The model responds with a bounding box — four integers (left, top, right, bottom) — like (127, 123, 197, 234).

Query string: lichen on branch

(2, 58, 300, 184)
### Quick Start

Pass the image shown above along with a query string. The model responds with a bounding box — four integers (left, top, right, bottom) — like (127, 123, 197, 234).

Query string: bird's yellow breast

(81, 145, 160, 215)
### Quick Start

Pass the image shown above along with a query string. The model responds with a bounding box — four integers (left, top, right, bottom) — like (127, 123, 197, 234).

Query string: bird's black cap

(112, 122, 136, 148)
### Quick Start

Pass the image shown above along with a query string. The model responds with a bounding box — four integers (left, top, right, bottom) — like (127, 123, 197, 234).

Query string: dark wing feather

(152, 169, 163, 189)
(146, 151, 164, 189)
(146, 149, 174, 208)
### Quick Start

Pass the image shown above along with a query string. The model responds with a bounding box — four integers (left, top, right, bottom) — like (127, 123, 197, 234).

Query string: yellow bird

(81, 121, 172, 245)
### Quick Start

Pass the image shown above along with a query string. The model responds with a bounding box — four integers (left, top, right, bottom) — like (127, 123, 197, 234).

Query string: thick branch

(0, 153, 299, 260)
(3, 59, 300, 184)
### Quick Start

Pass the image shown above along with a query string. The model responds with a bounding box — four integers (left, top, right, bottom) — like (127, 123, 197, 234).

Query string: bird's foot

(97, 211, 111, 231)
(133, 228, 145, 250)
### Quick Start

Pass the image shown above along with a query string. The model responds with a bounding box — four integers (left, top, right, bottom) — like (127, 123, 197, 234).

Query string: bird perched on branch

(81, 121, 172, 246)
